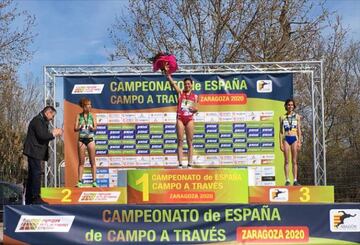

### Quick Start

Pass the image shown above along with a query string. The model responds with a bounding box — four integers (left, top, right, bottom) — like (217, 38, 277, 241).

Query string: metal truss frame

(44, 61, 326, 187)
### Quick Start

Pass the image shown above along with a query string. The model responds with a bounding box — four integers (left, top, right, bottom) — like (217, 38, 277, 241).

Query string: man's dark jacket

(23, 113, 54, 161)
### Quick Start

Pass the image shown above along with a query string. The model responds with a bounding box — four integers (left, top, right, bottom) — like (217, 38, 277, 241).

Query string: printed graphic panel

(4, 204, 359, 244)
(127, 168, 248, 204)
(249, 186, 334, 203)
(41, 187, 127, 204)
(64, 74, 292, 187)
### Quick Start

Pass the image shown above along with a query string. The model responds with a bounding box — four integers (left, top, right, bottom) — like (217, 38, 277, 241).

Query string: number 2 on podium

(61, 189, 72, 202)
(136, 173, 149, 201)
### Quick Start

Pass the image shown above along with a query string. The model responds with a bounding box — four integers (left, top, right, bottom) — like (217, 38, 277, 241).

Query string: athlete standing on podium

(165, 66, 198, 168)
(74, 97, 97, 187)
(279, 99, 302, 186)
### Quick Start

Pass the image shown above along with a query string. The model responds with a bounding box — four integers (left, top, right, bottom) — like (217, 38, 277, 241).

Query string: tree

(0, 0, 36, 67)
(109, 0, 328, 63)
(109, 0, 360, 201)
(0, 0, 37, 184)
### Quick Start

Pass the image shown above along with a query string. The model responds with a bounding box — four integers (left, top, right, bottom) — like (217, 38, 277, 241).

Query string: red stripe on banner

(199, 93, 247, 105)
(237, 226, 309, 243)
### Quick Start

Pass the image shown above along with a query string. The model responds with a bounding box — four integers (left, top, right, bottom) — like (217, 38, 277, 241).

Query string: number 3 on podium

(299, 187, 310, 202)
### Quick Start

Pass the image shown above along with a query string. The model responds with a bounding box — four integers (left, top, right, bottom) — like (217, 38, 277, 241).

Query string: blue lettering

(233, 123, 246, 128)
(247, 142, 260, 147)
(233, 138, 246, 143)
(164, 139, 177, 144)
(233, 128, 246, 133)
(109, 145, 121, 149)
(220, 133, 232, 138)
(150, 134, 163, 139)
(205, 129, 219, 133)
(136, 149, 150, 154)
(164, 124, 176, 129)
(233, 148, 246, 153)
(247, 133, 260, 137)
(205, 148, 219, 153)
(136, 125, 149, 130)
(164, 149, 177, 154)
(109, 135, 121, 139)
(136, 139, 149, 144)
(151, 144, 163, 149)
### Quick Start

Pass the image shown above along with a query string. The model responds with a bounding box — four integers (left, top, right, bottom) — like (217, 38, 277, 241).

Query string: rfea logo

(79, 191, 121, 202)
(15, 215, 75, 232)
(72, 84, 104, 94)
(257, 80, 272, 93)
(269, 188, 288, 202)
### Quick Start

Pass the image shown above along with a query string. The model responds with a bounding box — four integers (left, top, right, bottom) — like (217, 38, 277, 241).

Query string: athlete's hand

(189, 107, 198, 113)
(297, 142, 302, 151)
(280, 143, 285, 152)
(164, 62, 169, 73)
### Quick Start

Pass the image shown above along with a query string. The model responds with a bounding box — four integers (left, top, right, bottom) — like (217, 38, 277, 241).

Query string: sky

(13, 0, 360, 117)
(14, 0, 360, 83)
(15, 0, 128, 80)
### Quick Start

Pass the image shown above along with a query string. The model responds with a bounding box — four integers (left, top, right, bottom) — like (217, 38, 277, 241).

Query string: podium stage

(4, 168, 359, 244)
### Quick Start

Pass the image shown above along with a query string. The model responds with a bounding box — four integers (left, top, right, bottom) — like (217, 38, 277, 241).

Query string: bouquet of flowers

(151, 52, 178, 74)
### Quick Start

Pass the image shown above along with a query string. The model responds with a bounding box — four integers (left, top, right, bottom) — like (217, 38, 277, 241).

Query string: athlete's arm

(297, 114, 302, 150)
(279, 116, 284, 152)
(189, 94, 199, 113)
(74, 114, 81, 131)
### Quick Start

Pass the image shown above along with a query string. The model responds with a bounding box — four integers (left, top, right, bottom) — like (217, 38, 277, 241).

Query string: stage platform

(4, 168, 359, 244)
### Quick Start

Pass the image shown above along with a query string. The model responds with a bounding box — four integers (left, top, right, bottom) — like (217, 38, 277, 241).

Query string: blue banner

(64, 74, 292, 110)
(4, 204, 360, 244)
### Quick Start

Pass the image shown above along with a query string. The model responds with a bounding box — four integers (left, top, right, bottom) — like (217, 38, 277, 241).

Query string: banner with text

(127, 168, 248, 204)
(4, 204, 359, 244)
(64, 74, 292, 187)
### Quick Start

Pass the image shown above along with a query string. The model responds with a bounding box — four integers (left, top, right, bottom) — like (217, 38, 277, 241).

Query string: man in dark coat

(23, 106, 63, 204)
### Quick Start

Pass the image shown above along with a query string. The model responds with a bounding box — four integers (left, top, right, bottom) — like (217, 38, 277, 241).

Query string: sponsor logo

(220, 133, 232, 138)
(205, 128, 219, 133)
(234, 148, 247, 153)
(194, 144, 205, 148)
(150, 144, 163, 149)
(136, 149, 150, 154)
(72, 84, 104, 94)
(269, 188, 289, 202)
(164, 149, 176, 154)
(79, 191, 121, 202)
(164, 139, 176, 144)
(330, 209, 360, 232)
(257, 80, 272, 93)
(164, 124, 176, 129)
(15, 215, 74, 232)
(205, 148, 219, 153)
(136, 124, 149, 130)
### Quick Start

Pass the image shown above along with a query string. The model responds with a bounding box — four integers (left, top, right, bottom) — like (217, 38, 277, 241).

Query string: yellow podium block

(249, 186, 334, 204)
(41, 187, 127, 204)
